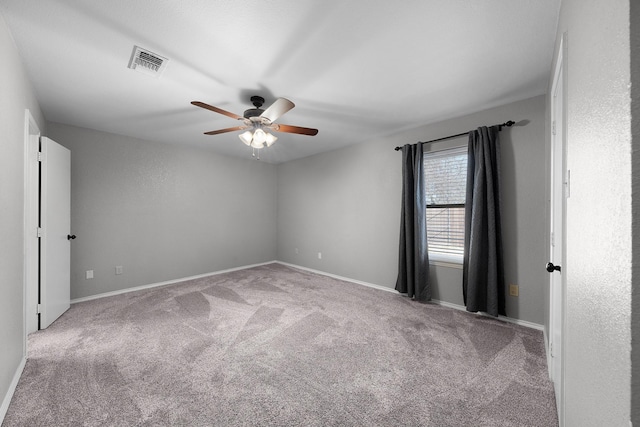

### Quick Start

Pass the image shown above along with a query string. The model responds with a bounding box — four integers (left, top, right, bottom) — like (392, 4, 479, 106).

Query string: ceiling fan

(191, 96, 318, 153)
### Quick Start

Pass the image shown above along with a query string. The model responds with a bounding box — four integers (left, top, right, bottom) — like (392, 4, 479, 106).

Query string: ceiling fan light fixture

(239, 130, 253, 146)
(265, 133, 277, 147)
(252, 128, 267, 145)
(241, 127, 277, 149)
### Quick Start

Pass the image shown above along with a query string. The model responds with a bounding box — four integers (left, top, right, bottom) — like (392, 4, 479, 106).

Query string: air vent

(128, 45, 168, 77)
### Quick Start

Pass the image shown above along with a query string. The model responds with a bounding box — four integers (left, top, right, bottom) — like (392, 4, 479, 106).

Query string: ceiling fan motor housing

(243, 108, 264, 119)
(244, 95, 266, 119)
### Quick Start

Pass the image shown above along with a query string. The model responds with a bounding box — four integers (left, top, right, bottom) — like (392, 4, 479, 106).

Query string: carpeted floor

(3, 263, 558, 426)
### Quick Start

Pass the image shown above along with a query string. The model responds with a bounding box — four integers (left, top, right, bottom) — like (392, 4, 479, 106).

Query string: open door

(548, 36, 566, 425)
(24, 111, 40, 336)
(40, 136, 71, 329)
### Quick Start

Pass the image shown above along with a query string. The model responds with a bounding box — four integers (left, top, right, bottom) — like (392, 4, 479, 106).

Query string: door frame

(23, 109, 40, 351)
(549, 33, 567, 426)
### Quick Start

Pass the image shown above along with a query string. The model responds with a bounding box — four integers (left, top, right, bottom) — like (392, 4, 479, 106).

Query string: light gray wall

(277, 95, 548, 325)
(551, 0, 633, 425)
(46, 123, 277, 300)
(0, 13, 45, 418)
(630, 0, 639, 424)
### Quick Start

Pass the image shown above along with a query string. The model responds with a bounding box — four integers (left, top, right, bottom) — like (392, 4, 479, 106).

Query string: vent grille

(128, 46, 168, 77)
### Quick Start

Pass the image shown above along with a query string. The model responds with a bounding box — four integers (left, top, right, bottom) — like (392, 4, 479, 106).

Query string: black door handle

(546, 262, 561, 273)
(67, 234, 76, 240)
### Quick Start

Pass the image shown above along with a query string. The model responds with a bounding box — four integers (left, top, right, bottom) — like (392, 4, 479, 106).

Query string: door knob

(546, 262, 561, 273)
(67, 234, 76, 240)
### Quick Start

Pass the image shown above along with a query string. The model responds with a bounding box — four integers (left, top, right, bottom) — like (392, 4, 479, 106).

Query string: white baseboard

(431, 298, 543, 331)
(71, 261, 278, 304)
(276, 261, 398, 294)
(71, 260, 544, 332)
(276, 261, 543, 331)
(0, 356, 26, 424)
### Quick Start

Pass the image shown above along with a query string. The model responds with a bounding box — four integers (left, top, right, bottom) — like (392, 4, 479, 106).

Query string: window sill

(429, 252, 463, 269)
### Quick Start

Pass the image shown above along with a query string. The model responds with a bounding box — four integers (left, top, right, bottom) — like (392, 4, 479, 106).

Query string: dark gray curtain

(463, 126, 505, 316)
(396, 143, 430, 301)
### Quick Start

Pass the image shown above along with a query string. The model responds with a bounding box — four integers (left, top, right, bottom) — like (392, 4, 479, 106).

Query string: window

(424, 146, 467, 263)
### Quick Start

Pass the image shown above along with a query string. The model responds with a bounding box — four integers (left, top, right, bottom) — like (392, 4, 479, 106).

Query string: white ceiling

(0, 0, 560, 164)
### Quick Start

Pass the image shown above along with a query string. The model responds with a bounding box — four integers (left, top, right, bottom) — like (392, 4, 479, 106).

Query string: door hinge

(37, 227, 42, 238)
(37, 151, 43, 162)
(36, 304, 41, 314)
(565, 170, 571, 198)
(552, 120, 556, 136)
(550, 342, 554, 357)
(551, 232, 555, 247)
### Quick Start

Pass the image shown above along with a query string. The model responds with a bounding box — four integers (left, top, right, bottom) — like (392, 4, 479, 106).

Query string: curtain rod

(393, 120, 515, 151)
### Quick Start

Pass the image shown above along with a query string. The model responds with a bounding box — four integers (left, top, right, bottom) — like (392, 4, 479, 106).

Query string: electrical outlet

(318, 252, 322, 259)
(86, 270, 94, 279)
(115, 265, 123, 275)
(509, 284, 519, 297)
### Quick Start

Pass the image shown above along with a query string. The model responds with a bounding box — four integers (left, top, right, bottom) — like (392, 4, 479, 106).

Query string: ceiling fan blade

(204, 126, 248, 135)
(192, 101, 242, 120)
(260, 98, 295, 123)
(273, 124, 319, 136)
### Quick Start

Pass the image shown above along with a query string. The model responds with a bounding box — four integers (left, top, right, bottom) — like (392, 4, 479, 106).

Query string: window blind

(424, 147, 467, 255)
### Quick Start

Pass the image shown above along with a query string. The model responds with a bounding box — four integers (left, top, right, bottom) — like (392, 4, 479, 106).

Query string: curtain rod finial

(498, 120, 515, 131)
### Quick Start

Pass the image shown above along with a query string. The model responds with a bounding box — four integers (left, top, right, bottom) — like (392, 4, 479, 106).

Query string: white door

(548, 39, 566, 425)
(40, 137, 71, 329)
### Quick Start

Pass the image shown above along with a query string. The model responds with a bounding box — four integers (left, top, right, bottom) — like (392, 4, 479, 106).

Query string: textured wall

(551, 0, 632, 425)
(631, 0, 640, 424)
(277, 96, 548, 325)
(46, 123, 277, 300)
(0, 13, 45, 418)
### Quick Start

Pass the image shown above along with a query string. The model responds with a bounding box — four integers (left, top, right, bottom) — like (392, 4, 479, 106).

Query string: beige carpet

(3, 263, 558, 426)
